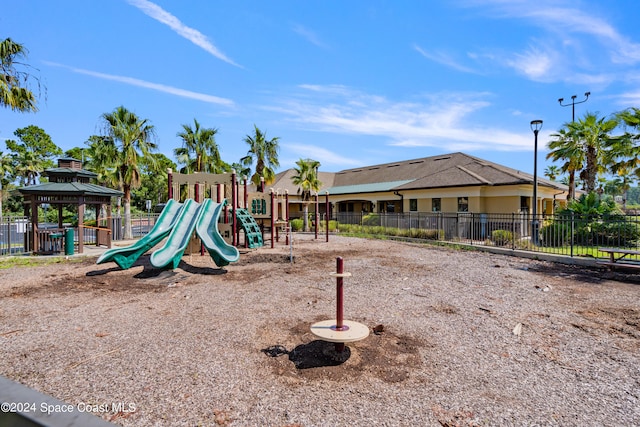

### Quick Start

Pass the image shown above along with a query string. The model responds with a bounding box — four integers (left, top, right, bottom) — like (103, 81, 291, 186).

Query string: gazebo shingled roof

(18, 158, 123, 254)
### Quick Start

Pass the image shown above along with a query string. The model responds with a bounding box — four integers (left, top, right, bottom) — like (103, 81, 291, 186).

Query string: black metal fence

(3, 211, 639, 262)
(0, 213, 160, 256)
(332, 211, 640, 260)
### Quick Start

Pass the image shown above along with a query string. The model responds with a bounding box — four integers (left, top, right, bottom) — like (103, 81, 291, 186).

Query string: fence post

(471, 213, 475, 245)
(571, 211, 575, 258)
(7, 217, 11, 255)
(512, 213, 516, 250)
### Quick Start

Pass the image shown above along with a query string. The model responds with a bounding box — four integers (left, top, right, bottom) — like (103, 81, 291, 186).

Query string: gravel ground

(1, 234, 639, 426)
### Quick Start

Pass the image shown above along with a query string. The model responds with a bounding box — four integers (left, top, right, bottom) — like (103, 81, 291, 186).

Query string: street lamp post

(558, 92, 589, 201)
(530, 119, 543, 245)
(558, 92, 590, 122)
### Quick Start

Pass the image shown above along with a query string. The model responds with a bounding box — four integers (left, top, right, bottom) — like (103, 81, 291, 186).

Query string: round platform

(329, 271, 352, 278)
(310, 319, 370, 343)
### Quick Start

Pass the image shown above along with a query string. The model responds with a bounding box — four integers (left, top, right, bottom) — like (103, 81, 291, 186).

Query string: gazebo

(18, 158, 123, 254)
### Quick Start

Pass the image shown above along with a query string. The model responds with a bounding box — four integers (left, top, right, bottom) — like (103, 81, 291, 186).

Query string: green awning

(319, 180, 413, 195)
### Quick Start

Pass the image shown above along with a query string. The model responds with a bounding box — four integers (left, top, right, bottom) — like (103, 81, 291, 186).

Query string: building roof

(324, 180, 414, 195)
(266, 152, 568, 197)
(18, 182, 123, 197)
(324, 152, 567, 195)
(43, 168, 98, 179)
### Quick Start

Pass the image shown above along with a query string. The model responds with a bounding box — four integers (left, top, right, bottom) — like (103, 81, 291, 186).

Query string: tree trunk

(568, 171, 576, 201)
(123, 186, 133, 240)
(302, 203, 309, 232)
(585, 147, 598, 194)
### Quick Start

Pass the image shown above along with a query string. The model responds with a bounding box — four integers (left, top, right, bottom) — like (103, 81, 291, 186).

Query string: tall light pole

(530, 119, 543, 245)
(558, 92, 590, 122)
(558, 92, 589, 201)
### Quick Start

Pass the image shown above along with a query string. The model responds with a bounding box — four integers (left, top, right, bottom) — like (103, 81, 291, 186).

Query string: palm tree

(100, 106, 157, 239)
(0, 38, 40, 112)
(174, 119, 224, 173)
(229, 162, 251, 181)
(241, 125, 280, 186)
(0, 151, 12, 219)
(14, 149, 40, 186)
(84, 135, 120, 188)
(567, 112, 617, 194)
(291, 158, 322, 232)
(607, 107, 640, 181)
(546, 127, 583, 201)
(544, 165, 561, 181)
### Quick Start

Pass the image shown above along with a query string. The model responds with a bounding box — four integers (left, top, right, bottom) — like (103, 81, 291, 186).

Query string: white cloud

(463, 1, 640, 85)
(283, 143, 360, 167)
(126, 0, 241, 67)
(616, 91, 640, 107)
(476, 1, 640, 64)
(292, 24, 329, 49)
(505, 45, 554, 81)
(44, 61, 234, 106)
(269, 85, 531, 152)
(525, 7, 640, 64)
(414, 44, 477, 73)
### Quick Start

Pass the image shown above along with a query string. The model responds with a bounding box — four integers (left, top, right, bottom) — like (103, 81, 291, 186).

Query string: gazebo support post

(106, 203, 113, 248)
(57, 205, 63, 229)
(29, 197, 37, 253)
(78, 198, 85, 254)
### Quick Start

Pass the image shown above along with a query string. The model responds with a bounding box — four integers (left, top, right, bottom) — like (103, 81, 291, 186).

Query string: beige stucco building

(268, 152, 570, 219)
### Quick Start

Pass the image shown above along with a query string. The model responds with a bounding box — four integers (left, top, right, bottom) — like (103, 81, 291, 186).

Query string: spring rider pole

(310, 257, 369, 354)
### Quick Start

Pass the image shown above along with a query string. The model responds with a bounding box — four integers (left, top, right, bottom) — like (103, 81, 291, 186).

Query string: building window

(432, 198, 441, 212)
(409, 199, 417, 212)
(458, 197, 469, 212)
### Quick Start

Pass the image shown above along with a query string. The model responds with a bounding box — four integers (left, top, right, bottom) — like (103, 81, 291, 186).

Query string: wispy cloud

(504, 44, 555, 81)
(283, 143, 360, 167)
(270, 85, 531, 152)
(524, 6, 640, 64)
(464, 1, 640, 83)
(44, 61, 234, 106)
(616, 91, 640, 108)
(292, 24, 329, 49)
(414, 44, 477, 73)
(126, 0, 241, 67)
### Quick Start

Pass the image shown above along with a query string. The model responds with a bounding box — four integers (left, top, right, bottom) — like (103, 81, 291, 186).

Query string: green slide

(150, 199, 204, 270)
(195, 199, 240, 267)
(98, 198, 243, 270)
(96, 199, 183, 270)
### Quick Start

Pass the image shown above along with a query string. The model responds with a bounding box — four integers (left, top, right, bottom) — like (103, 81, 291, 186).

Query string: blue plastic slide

(96, 199, 183, 269)
(195, 199, 240, 267)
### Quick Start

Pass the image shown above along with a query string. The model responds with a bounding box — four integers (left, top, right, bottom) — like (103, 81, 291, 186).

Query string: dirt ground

(1, 234, 639, 426)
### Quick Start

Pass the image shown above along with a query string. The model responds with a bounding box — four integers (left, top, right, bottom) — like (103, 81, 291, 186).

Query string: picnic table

(597, 247, 640, 270)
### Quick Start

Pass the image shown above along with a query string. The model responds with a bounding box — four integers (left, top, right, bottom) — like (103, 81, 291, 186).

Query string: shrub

(590, 218, 640, 247)
(540, 221, 572, 247)
(290, 218, 303, 232)
(491, 229, 513, 246)
(362, 213, 380, 226)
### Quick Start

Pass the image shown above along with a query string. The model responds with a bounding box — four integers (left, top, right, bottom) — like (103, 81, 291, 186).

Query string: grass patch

(0, 255, 85, 270)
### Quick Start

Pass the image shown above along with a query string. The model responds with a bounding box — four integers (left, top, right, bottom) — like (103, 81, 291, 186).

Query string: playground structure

(167, 169, 332, 249)
(98, 169, 304, 269)
(97, 198, 240, 269)
(310, 257, 369, 353)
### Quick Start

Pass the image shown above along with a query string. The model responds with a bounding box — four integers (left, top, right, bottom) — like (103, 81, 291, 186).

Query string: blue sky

(2, 0, 640, 178)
